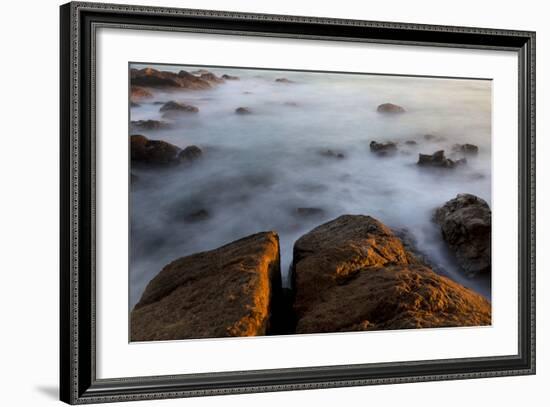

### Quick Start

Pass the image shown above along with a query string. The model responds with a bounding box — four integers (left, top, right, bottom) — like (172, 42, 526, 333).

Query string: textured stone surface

(131, 232, 282, 341)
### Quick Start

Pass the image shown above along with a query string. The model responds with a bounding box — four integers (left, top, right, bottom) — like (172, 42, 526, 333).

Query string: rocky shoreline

(129, 67, 492, 341)
(131, 204, 491, 341)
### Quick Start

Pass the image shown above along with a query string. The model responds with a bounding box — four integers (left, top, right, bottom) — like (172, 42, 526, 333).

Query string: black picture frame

(60, 1, 536, 404)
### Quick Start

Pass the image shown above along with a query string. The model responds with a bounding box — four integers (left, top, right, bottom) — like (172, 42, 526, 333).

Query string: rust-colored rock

(131, 232, 282, 341)
(130, 68, 212, 90)
(130, 86, 153, 103)
(291, 215, 491, 333)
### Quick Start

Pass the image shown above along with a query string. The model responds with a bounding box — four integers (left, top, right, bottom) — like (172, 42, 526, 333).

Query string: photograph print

(128, 63, 492, 342)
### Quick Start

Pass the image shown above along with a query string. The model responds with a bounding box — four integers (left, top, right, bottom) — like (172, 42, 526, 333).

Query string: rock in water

(222, 74, 239, 80)
(417, 150, 466, 168)
(178, 145, 202, 162)
(130, 67, 212, 90)
(130, 86, 153, 104)
(130, 119, 170, 130)
(370, 140, 398, 155)
(131, 232, 282, 341)
(159, 100, 199, 114)
(291, 215, 491, 333)
(130, 134, 180, 166)
(235, 107, 252, 114)
(434, 194, 491, 276)
(376, 103, 406, 113)
(452, 143, 479, 155)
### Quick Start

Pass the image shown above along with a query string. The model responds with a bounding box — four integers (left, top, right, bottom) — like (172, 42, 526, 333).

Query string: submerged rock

(290, 215, 491, 333)
(130, 134, 180, 166)
(275, 78, 294, 84)
(434, 194, 491, 276)
(405, 140, 417, 145)
(319, 149, 346, 159)
(130, 67, 212, 90)
(235, 107, 252, 115)
(452, 143, 479, 155)
(370, 140, 398, 155)
(178, 145, 203, 162)
(417, 150, 466, 168)
(222, 74, 239, 80)
(130, 119, 170, 130)
(376, 103, 406, 113)
(131, 232, 282, 341)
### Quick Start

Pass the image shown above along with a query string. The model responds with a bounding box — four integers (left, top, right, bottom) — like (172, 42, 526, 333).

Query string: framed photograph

(60, 1, 536, 404)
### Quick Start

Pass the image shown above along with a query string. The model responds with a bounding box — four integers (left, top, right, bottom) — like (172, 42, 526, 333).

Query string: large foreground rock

(131, 232, 282, 341)
(434, 194, 491, 276)
(291, 215, 491, 333)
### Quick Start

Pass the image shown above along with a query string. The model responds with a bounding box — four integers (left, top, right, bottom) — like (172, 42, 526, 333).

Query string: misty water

(129, 64, 492, 308)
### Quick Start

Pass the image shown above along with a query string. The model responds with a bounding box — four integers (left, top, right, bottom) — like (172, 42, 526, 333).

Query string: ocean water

(129, 64, 492, 308)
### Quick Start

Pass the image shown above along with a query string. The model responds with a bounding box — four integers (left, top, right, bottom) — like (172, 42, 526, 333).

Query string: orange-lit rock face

(291, 215, 491, 334)
(131, 232, 281, 341)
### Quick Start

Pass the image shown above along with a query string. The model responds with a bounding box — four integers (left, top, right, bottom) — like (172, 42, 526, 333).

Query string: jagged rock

(130, 134, 180, 166)
(131, 232, 282, 340)
(377, 103, 406, 113)
(235, 107, 252, 114)
(452, 143, 479, 155)
(178, 145, 202, 162)
(222, 74, 239, 80)
(319, 149, 346, 159)
(290, 215, 491, 333)
(434, 194, 491, 276)
(130, 68, 212, 90)
(130, 120, 170, 130)
(370, 141, 397, 155)
(417, 150, 466, 168)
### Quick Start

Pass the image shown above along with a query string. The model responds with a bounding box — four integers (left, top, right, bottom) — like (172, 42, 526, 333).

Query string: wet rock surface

(434, 194, 491, 276)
